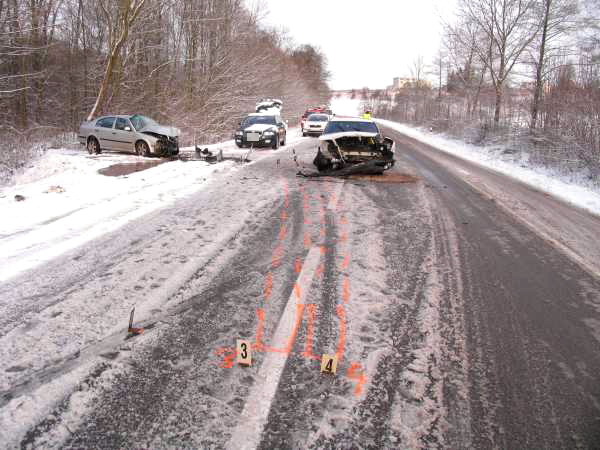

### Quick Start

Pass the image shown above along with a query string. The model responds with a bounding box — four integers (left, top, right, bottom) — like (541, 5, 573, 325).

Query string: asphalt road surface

(2, 127, 600, 448)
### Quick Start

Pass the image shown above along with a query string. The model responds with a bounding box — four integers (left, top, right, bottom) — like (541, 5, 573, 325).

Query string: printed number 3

(241, 343, 248, 359)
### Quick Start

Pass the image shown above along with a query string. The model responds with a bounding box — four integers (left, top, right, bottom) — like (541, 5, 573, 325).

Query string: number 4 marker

(320, 354, 338, 374)
(237, 339, 252, 366)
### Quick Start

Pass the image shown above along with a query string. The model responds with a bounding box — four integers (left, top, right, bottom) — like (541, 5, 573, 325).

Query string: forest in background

(367, 0, 600, 180)
(0, 0, 330, 181)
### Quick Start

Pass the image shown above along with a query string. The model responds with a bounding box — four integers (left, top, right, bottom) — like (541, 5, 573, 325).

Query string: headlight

(235, 131, 243, 136)
(263, 131, 275, 136)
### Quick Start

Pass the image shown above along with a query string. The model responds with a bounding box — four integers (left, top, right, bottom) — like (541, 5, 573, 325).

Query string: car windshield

(308, 114, 328, 122)
(242, 115, 277, 126)
(129, 114, 157, 130)
(323, 120, 379, 134)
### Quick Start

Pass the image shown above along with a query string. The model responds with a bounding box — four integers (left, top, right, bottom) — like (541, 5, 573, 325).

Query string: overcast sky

(254, 0, 457, 90)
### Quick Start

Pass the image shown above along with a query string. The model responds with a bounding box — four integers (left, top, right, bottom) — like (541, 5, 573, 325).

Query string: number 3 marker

(320, 354, 338, 374)
(237, 339, 252, 366)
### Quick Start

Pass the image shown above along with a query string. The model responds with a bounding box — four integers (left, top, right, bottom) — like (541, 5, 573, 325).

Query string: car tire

(281, 133, 286, 146)
(87, 137, 100, 155)
(302, 131, 307, 137)
(272, 135, 280, 149)
(136, 140, 150, 157)
(314, 149, 332, 172)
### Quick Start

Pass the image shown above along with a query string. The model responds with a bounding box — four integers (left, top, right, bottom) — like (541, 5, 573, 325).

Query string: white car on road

(302, 113, 330, 137)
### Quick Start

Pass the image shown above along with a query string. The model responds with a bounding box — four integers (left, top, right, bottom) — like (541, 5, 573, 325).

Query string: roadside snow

(377, 119, 600, 217)
(0, 130, 306, 282)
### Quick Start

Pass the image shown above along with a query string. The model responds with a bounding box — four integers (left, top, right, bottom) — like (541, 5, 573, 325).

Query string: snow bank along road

(1, 127, 600, 448)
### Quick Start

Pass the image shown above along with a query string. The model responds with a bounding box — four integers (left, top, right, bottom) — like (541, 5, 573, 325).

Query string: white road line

(327, 180, 344, 210)
(227, 245, 322, 450)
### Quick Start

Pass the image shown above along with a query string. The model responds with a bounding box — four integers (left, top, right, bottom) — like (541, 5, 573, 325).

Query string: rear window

(323, 121, 379, 134)
(97, 117, 115, 128)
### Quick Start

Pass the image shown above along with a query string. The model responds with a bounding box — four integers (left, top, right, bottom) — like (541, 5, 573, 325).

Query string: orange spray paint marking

(320, 227, 326, 238)
(340, 216, 348, 225)
(301, 304, 320, 360)
(347, 362, 367, 396)
(335, 304, 347, 363)
(264, 273, 273, 301)
(254, 308, 266, 351)
(280, 210, 288, 220)
(215, 347, 237, 369)
(304, 218, 312, 225)
(294, 257, 303, 274)
(278, 225, 287, 241)
(264, 303, 306, 353)
(293, 282, 302, 300)
(340, 253, 350, 271)
(342, 277, 350, 304)
(339, 232, 348, 243)
(271, 244, 284, 268)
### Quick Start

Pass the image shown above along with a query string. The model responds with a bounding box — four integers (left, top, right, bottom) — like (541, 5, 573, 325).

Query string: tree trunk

(531, 0, 551, 130)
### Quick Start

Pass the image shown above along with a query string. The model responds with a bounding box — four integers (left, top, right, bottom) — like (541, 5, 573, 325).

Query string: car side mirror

(124, 126, 131, 131)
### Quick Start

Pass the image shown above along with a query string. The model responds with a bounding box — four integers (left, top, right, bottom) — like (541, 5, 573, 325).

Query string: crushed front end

(314, 131, 395, 175)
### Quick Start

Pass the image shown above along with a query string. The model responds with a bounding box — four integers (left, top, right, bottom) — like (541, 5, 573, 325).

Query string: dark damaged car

(313, 117, 395, 175)
(78, 114, 180, 157)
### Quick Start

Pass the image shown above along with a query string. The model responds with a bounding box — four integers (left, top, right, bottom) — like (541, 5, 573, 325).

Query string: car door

(95, 117, 116, 150)
(113, 117, 135, 152)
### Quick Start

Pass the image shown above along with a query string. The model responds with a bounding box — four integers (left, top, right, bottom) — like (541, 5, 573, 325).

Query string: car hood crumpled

(243, 124, 276, 133)
(141, 124, 180, 137)
(319, 131, 378, 141)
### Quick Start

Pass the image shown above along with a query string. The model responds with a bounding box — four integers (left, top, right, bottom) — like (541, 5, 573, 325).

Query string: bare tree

(86, 0, 146, 121)
(458, 0, 540, 125)
(529, 0, 579, 129)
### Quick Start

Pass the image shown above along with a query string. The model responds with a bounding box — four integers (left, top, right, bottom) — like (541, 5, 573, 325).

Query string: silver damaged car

(78, 114, 180, 157)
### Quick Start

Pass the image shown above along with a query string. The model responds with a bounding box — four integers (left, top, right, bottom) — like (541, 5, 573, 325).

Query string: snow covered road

(1, 128, 600, 448)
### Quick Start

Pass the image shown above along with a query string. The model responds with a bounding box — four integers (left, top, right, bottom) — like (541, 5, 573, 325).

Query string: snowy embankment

(376, 119, 600, 217)
(0, 130, 305, 282)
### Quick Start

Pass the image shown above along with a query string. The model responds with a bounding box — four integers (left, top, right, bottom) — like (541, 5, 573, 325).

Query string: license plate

(310, 125, 320, 128)
(246, 132, 260, 142)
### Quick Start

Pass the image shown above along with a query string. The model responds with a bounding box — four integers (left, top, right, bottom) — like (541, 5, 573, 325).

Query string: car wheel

(136, 141, 150, 157)
(272, 135, 280, 149)
(87, 137, 100, 155)
(314, 149, 332, 172)
(281, 133, 286, 146)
